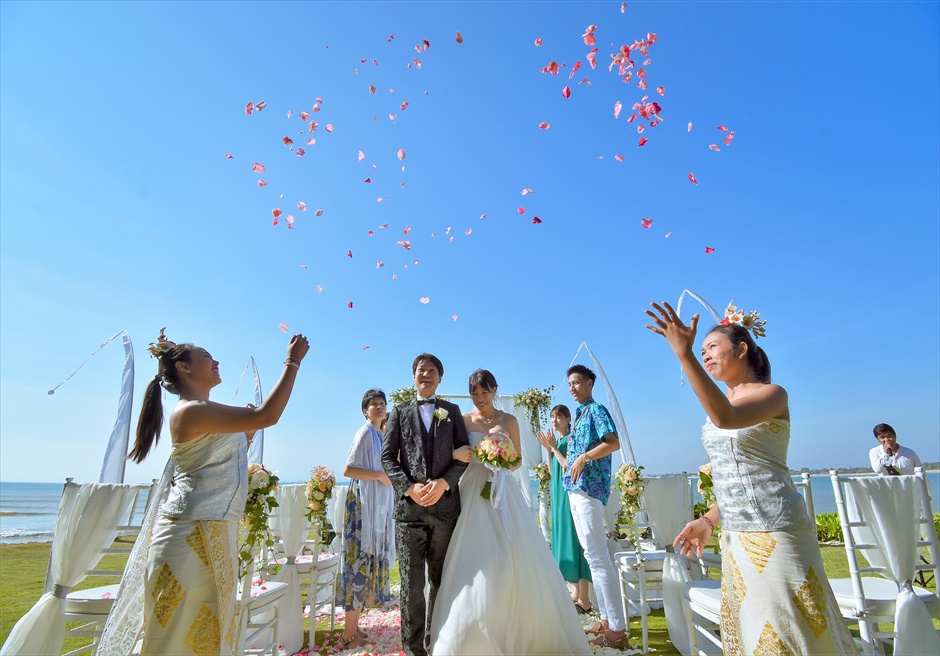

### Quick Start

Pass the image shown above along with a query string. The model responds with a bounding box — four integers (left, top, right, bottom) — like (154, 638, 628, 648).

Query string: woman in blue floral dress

(336, 389, 395, 650)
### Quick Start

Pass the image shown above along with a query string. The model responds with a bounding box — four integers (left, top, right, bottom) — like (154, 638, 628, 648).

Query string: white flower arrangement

(613, 463, 645, 547)
(240, 463, 279, 577)
(513, 386, 554, 435)
(305, 465, 336, 544)
(388, 386, 416, 406)
(146, 327, 176, 358)
(533, 462, 551, 507)
(433, 407, 448, 426)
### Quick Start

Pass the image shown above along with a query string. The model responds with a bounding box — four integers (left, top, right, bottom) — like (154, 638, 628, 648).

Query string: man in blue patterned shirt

(563, 364, 627, 649)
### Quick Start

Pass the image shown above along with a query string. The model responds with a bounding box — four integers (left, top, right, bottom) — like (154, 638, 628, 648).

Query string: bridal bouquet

(533, 462, 552, 507)
(474, 431, 522, 500)
(305, 465, 336, 536)
(240, 463, 279, 577)
(613, 462, 645, 545)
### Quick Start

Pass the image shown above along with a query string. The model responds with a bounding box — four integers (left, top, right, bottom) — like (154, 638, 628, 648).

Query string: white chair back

(830, 468, 940, 656)
(268, 484, 311, 655)
(640, 474, 693, 548)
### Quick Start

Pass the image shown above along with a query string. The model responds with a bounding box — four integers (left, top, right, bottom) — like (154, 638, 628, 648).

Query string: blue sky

(1, 1, 938, 485)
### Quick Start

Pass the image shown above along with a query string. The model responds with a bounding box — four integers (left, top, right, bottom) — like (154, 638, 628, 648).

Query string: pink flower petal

(419, 297, 430, 304)
(358, 151, 365, 162)
(451, 315, 459, 321)
(638, 137, 648, 146)
(641, 217, 652, 228)
(316, 285, 323, 293)
(688, 172, 698, 185)
(315, 209, 324, 217)
(705, 246, 715, 254)
(348, 301, 353, 308)
(325, 124, 334, 132)
(656, 86, 665, 96)
(665, 231, 672, 238)
(397, 149, 406, 160)
(347, 250, 353, 258)
(225, 153, 233, 159)
(614, 101, 622, 119)
(716, 125, 729, 132)
(404, 226, 411, 235)
(724, 131, 735, 146)
(534, 37, 542, 46)
(283, 136, 293, 145)
(687, 122, 693, 132)
(539, 122, 550, 130)
(278, 323, 289, 333)
(562, 86, 571, 99)
(257, 180, 268, 187)
(521, 188, 534, 195)
(395, 240, 412, 250)
(464, 229, 472, 235)
(252, 162, 265, 173)
(517, 207, 524, 214)
(614, 155, 625, 162)
(531, 217, 543, 224)
(456, 31, 463, 44)
(298, 201, 306, 211)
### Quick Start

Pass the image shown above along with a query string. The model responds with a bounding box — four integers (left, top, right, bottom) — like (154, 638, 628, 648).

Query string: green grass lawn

(2, 540, 936, 654)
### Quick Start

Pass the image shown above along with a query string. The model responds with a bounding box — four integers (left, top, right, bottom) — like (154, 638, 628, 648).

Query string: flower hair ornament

(721, 301, 767, 339)
(147, 327, 176, 358)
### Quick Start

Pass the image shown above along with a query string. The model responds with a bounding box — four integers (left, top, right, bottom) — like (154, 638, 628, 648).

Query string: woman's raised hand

(645, 301, 699, 357)
(452, 445, 472, 463)
(673, 518, 713, 558)
(537, 430, 555, 449)
(287, 334, 310, 361)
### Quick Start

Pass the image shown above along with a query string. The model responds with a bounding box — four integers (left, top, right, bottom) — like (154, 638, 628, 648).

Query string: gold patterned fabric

(141, 517, 237, 655)
(719, 529, 857, 655)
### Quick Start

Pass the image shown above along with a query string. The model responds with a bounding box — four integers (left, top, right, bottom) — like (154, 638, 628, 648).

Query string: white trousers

(568, 489, 626, 632)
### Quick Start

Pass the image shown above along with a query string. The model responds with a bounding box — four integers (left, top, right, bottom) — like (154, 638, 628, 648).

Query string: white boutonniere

(433, 407, 448, 426)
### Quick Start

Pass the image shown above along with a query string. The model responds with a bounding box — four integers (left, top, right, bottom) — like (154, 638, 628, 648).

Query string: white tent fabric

(232, 356, 264, 464)
(271, 484, 311, 655)
(47, 330, 135, 484)
(844, 476, 940, 656)
(1, 482, 137, 656)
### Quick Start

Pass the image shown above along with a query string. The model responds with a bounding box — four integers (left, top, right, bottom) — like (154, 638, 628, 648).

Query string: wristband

(583, 452, 592, 463)
(284, 358, 300, 369)
(701, 515, 716, 532)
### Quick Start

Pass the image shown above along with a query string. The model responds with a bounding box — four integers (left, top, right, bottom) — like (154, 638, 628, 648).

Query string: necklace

(480, 410, 497, 426)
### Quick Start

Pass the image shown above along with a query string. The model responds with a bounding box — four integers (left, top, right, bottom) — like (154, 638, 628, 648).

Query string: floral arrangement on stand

(473, 431, 522, 500)
(533, 462, 551, 508)
(239, 463, 279, 578)
(694, 463, 721, 550)
(305, 465, 336, 545)
(388, 386, 416, 406)
(613, 462, 645, 546)
(513, 386, 554, 435)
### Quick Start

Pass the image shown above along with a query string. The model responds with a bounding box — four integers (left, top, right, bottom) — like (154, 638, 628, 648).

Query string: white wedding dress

(429, 432, 592, 655)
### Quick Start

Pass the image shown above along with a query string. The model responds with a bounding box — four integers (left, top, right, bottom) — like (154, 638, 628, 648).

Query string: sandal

(584, 620, 606, 635)
(339, 634, 365, 650)
(590, 629, 630, 650)
(574, 602, 592, 614)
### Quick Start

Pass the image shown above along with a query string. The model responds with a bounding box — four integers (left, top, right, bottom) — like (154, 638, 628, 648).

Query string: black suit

(381, 398, 469, 656)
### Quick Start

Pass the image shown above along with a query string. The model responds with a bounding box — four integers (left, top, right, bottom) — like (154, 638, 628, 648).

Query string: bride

(429, 369, 592, 655)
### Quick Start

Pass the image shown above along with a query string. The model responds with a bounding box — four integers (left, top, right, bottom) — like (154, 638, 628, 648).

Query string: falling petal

(401, 100, 410, 111)
(363, 346, 370, 350)
(377, 197, 383, 203)
(456, 31, 463, 43)
(225, 153, 233, 159)
(369, 84, 376, 94)
(637, 124, 645, 134)
(521, 188, 534, 195)
(316, 285, 323, 293)
(300, 111, 310, 121)
(364, 178, 371, 183)
(278, 323, 289, 333)
(348, 301, 353, 308)
(347, 250, 353, 258)
(480, 214, 486, 219)
(283, 136, 294, 145)
(308, 121, 318, 133)
(397, 148, 406, 160)
(379, 223, 388, 228)
(287, 110, 292, 118)
(621, 2, 627, 12)
(315, 209, 324, 216)
(568, 61, 582, 79)
(389, 113, 397, 120)
(724, 131, 735, 146)
(392, 275, 398, 280)
(688, 122, 693, 132)
(451, 315, 459, 321)
(517, 207, 525, 214)
(358, 151, 365, 162)
(665, 231, 671, 238)
(306, 138, 315, 145)
(300, 264, 308, 268)
(419, 297, 430, 304)
(449, 236, 454, 242)
(395, 240, 412, 250)
(582, 25, 596, 47)
(539, 122, 550, 130)
(252, 162, 265, 173)
(586, 48, 598, 69)
(272, 208, 283, 219)
(404, 226, 411, 235)
(638, 137, 648, 146)
(641, 218, 653, 228)
(298, 201, 306, 211)
(614, 101, 622, 119)
(688, 172, 698, 185)
(656, 86, 665, 96)
(245, 101, 254, 115)
(376, 260, 384, 268)
(705, 246, 715, 254)
(716, 125, 729, 132)
(534, 37, 543, 46)
(464, 229, 472, 235)
(614, 155, 625, 162)
(256, 100, 266, 111)
(286, 215, 294, 228)
(562, 86, 571, 99)
(531, 217, 543, 224)
(325, 124, 334, 132)
(257, 180, 268, 187)
(296, 148, 305, 157)
(709, 144, 720, 151)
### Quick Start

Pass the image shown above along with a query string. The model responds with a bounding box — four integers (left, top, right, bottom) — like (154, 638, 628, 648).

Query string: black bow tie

(417, 399, 436, 406)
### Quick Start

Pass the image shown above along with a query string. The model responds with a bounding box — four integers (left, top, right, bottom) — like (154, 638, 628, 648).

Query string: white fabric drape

(329, 484, 348, 552)
(271, 484, 310, 655)
(1, 483, 137, 656)
(643, 475, 692, 547)
(100, 331, 134, 484)
(232, 356, 265, 464)
(567, 342, 635, 466)
(844, 476, 940, 656)
(662, 553, 693, 656)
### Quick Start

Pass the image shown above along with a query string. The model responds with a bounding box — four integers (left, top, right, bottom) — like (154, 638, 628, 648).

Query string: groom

(381, 353, 469, 656)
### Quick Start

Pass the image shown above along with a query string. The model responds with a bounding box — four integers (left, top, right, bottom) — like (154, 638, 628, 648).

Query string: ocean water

(0, 481, 150, 544)
(2, 473, 937, 544)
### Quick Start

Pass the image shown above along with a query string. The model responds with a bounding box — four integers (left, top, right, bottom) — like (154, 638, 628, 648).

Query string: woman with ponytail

(99, 329, 309, 656)
(645, 302, 854, 655)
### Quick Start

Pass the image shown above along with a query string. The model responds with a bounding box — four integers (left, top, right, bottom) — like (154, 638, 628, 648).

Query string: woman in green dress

(538, 404, 593, 613)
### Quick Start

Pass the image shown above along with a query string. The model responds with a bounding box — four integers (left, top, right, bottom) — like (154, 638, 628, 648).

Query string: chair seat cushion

(315, 554, 339, 572)
(686, 580, 722, 615)
(617, 550, 667, 572)
(238, 580, 288, 609)
(830, 577, 940, 618)
(65, 584, 120, 615)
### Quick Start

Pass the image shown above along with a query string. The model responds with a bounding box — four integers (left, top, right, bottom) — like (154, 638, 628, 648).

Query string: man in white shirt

(869, 422, 923, 475)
